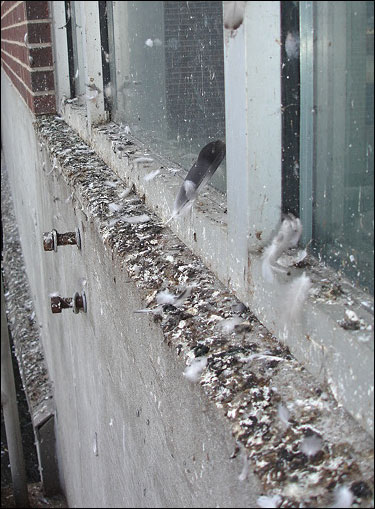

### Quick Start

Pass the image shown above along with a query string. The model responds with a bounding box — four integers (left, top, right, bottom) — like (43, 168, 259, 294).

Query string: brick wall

(1, 1, 55, 114)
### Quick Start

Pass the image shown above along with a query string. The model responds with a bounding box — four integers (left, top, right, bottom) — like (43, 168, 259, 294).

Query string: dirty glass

(300, 1, 374, 294)
(107, 1, 226, 192)
(70, 1, 86, 98)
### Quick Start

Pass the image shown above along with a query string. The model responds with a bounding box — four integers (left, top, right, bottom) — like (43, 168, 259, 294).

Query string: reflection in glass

(301, 1, 374, 293)
(108, 1, 226, 192)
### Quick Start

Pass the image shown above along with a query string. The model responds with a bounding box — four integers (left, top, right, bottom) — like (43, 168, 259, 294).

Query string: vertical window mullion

(299, 1, 314, 245)
(81, 0, 107, 128)
(226, 1, 282, 296)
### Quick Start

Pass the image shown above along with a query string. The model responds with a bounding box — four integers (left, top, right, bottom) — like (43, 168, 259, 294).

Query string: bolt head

(51, 297, 62, 313)
(43, 232, 55, 251)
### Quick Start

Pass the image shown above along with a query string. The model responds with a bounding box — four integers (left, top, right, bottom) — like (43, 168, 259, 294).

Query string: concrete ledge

(33, 115, 374, 508)
(62, 103, 374, 439)
(1, 154, 61, 497)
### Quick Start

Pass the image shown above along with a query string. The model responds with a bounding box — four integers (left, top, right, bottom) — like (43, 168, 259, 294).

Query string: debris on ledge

(34, 116, 374, 508)
(1, 154, 54, 429)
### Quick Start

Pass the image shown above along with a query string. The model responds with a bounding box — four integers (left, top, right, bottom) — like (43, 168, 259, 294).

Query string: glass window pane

(300, 1, 374, 294)
(70, 2, 86, 97)
(108, 1, 226, 192)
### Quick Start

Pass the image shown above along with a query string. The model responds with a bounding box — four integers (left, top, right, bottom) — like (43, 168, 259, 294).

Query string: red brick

(29, 45, 52, 67)
(13, 3, 26, 23)
(1, 2, 23, 26)
(31, 69, 54, 91)
(1, 24, 28, 43)
(25, 1, 49, 20)
(1, 50, 25, 83)
(2, 56, 30, 104)
(33, 93, 55, 114)
(27, 21, 51, 44)
(2, 40, 28, 64)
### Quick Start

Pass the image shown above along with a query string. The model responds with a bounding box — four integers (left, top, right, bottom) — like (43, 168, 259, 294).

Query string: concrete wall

(1, 70, 262, 507)
(1, 70, 374, 508)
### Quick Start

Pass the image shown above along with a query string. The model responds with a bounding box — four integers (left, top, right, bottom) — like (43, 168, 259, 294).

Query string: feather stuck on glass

(261, 214, 303, 282)
(223, 1, 246, 31)
(165, 140, 226, 224)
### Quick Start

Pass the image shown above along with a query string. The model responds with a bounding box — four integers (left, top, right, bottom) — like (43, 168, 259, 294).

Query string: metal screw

(50, 291, 87, 314)
(43, 228, 81, 252)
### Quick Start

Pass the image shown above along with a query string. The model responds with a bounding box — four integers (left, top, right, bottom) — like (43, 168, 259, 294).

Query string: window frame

(50, 0, 374, 437)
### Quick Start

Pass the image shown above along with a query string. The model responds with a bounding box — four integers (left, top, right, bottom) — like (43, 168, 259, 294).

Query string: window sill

(61, 104, 374, 438)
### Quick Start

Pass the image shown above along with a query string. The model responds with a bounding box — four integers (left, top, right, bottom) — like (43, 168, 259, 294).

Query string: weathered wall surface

(1, 70, 263, 507)
(1, 71, 374, 508)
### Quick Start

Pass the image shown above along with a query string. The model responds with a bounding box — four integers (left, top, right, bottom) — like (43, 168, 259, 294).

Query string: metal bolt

(50, 291, 87, 314)
(43, 228, 81, 252)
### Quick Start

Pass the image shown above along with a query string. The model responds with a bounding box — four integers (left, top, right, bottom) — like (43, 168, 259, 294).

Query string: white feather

(134, 306, 162, 315)
(284, 272, 311, 324)
(183, 357, 207, 382)
(86, 89, 99, 101)
(108, 203, 123, 213)
(224, 1, 246, 31)
(144, 169, 160, 181)
(262, 215, 303, 282)
(285, 31, 300, 60)
(133, 157, 154, 164)
(121, 214, 150, 224)
(238, 452, 249, 481)
(218, 316, 243, 333)
(156, 290, 176, 305)
(331, 486, 353, 508)
(104, 180, 118, 188)
(277, 404, 290, 428)
(257, 495, 282, 508)
(300, 435, 322, 457)
(118, 188, 132, 198)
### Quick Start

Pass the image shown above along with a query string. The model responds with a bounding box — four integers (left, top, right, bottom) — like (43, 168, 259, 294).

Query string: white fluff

(134, 306, 162, 315)
(183, 357, 207, 382)
(224, 1, 246, 31)
(86, 89, 99, 101)
(104, 83, 112, 99)
(121, 214, 150, 224)
(145, 38, 153, 47)
(284, 272, 311, 326)
(134, 157, 154, 164)
(156, 290, 176, 305)
(104, 180, 118, 188)
(144, 169, 160, 181)
(118, 188, 132, 199)
(218, 316, 243, 333)
(331, 486, 353, 508)
(238, 452, 249, 481)
(135, 287, 192, 314)
(277, 404, 290, 428)
(257, 495, 282, 508)
(285, 31, 300, 60)
(300, 435, 322, 457)
(108, 203, 123, 213)
(240, 353, 285, 364)
(262, 215, 303, 282)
